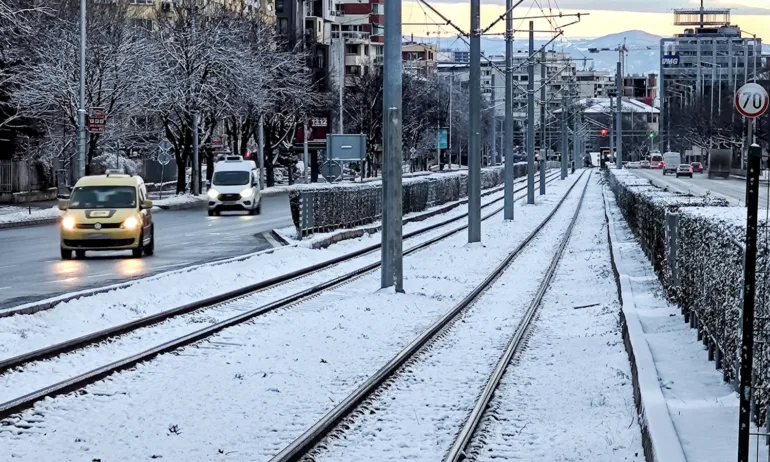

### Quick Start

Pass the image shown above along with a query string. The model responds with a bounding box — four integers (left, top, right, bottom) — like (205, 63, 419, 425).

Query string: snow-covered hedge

(605, 170, 770, 403)
(290, 163, 531, 236)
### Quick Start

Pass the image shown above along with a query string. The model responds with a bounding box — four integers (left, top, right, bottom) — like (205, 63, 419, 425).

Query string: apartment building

(576, 70, 613, 98)
(329, 0, 384, 86)
(622, 73, 657, 106)
(402, 41, 438, 77)
(437, 50, 576, 150)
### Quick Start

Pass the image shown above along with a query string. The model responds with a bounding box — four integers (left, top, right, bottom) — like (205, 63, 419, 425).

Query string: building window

(372, 24, 384, 36)
(372, 3, 384, 14)
(275, 0, 284, 13)
(279, 18, 288, 34)
(346, 44, 360, 55)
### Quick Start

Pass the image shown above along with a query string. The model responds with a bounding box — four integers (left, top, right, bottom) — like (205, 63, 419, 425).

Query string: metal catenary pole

(381, 0, 404, 290)
(339, 34, 345, 134)
(561, 90, 567, 179)
(77, 0, 86, 179)
(258, 113, 265, 190)
(502, 1, 514, 220)
(468, 0, 481, 242)
(737, 134, 762, 462)
(490, 72, 496, 167)
(303, 116, 309, 183)
(526, 21, 535, 204)
(192, 113, 199, 195)
(539, 48, 546, 195)
(609, 95, 614, 165)
(616, 61, 623, 169)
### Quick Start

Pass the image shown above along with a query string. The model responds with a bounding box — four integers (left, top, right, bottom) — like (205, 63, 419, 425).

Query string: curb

(602, 186, 687, 462)
(0, 217, 60, 230)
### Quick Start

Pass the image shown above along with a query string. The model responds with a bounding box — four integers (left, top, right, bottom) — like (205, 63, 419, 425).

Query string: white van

(662, 152, 681, 175)
(206, 156, 261, 216)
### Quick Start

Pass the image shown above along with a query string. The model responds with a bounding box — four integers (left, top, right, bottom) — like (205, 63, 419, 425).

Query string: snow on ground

(312, 174, 590, 462)
(0, 173, 558, 363)
(605, 186, 769, 461)
(469, 173, 643, 462)
(0, 175, 584, 460)
(0, 206, 61, 225)
(150, 193, 206, 209)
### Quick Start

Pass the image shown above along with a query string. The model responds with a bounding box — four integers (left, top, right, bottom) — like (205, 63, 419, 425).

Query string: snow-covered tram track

(268, 172, 590, 462)
(0, 173, 562, 422)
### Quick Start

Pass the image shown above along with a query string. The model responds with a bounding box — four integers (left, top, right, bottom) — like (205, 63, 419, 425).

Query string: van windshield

(213, 171, 250, 186)
(69, 186, 137, 209)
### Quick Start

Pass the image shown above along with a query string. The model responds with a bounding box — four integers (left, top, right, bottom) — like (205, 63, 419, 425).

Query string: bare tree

(13, 1, 157, 172)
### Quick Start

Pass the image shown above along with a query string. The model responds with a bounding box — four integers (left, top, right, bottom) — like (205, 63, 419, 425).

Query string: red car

(691, 162, 704, 173)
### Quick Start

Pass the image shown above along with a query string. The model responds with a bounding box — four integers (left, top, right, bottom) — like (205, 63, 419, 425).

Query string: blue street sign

(437, 128, 448, 149)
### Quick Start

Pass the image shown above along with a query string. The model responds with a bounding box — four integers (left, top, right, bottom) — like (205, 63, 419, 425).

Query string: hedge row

(606, 169, 770, 421)
(289, 162, 548, 237)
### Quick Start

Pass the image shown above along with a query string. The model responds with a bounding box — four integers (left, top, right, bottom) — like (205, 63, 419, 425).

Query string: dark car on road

(676, 164, 693, 178)
(691, 162, 704, 173)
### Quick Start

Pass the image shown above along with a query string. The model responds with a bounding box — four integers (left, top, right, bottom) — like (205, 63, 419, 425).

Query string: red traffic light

(600, 128, 608, 137)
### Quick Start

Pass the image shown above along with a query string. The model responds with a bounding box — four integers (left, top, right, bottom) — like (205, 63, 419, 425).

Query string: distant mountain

(429, 30, 663, 75)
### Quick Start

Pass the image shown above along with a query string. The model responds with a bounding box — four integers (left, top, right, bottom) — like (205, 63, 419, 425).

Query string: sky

(401, 0, 770, 40)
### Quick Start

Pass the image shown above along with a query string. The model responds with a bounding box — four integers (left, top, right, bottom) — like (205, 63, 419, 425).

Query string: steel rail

(444, 171, 590, 462)
(269, 170, 588, 462)
(0, 173, 565, 421)
(0, 172, 560, 376)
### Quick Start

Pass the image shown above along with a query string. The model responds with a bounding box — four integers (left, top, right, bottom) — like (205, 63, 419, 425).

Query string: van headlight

(61, 216, 76, 230)
(207, 189, 219, 199)
(122, 216, 140, 230)
(240, 188, 253, 198)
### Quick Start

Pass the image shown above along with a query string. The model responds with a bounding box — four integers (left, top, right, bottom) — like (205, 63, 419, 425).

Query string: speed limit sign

(735, 83, 769, 118)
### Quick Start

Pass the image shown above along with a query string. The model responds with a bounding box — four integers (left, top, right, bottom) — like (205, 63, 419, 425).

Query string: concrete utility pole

(526, 21, 535, 204)
(502, 0, 514, 220)
(468, 0, 481, 242)
(381, 0, 403, 291)
(539, 48, 546, 195)
(77, 0, 86, 180)
(616, 61, 623, 169)
(490, 73, 496, 167)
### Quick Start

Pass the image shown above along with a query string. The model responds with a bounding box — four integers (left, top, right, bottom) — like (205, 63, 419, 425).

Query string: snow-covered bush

(91, 152, 141, 176)
(289, 163, 529, 237)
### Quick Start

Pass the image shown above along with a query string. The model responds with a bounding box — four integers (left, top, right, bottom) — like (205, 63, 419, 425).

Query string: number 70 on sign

(735, 83, 769, 119)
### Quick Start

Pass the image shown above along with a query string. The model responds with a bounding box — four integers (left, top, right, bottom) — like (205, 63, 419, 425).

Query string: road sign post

(156, 139, 173, 200)
(735, 81, 768, 462)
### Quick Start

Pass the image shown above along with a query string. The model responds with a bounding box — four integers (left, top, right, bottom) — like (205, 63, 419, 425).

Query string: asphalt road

(629, 168, 770, 208)
(0, 194, 292, 309)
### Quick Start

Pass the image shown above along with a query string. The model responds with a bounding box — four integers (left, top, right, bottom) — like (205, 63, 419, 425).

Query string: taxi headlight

(61, 216, 76, 230)
(240, 188, 254, 199)
(122, 216, 140, 230)
(207, 189, 219, 199)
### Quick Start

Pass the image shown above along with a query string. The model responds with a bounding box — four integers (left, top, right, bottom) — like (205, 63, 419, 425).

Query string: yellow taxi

(58, 171, 155, 259)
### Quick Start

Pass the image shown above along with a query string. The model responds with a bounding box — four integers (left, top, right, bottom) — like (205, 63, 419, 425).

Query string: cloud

(424, 0, 770, 15)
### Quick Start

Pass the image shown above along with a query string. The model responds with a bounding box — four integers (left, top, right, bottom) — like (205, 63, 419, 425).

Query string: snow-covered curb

(603, 186, 687, 462)
(0, 206, 63, 229)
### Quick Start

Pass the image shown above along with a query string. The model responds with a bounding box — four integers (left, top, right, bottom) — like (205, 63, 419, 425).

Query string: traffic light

(600, 128, 608, 137)
(649, 133, 654, 139)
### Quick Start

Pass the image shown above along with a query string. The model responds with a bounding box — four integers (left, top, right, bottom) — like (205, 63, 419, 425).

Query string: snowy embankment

(0, 176, 584, 459)
(604, 185, 767, 461)
(314, 173, 641, 462)
(0, 205, 62, 226)
(0, 173, 565, 404)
